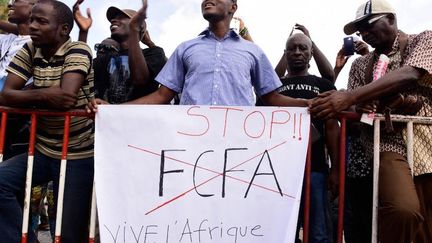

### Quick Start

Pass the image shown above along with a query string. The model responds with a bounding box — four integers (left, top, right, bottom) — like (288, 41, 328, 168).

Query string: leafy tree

(0, 0, 8, 21)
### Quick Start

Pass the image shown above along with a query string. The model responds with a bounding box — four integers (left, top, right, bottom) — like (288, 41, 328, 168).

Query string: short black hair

(38, 0, 74, 33)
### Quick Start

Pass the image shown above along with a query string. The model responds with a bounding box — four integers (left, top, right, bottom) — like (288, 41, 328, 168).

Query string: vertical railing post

(21, 113, 37, 243)
(337, 118, 346, 243)
(303, 131, 312, 243)
(0, 111, 8, 162)
(372, 119, 381, 243)
(89, 183, 97, 243)
(54, 115, 71, 243)
(407, 121, 414, 175)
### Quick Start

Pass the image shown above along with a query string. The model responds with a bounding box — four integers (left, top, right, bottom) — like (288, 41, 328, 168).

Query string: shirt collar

(371, 31, 400, 59)
(198, 28, 240, 40)
(388, 31, 401, 56)
(34, 38, 72, 59)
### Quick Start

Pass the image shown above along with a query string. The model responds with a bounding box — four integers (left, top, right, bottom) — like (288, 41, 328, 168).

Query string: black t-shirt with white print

(259, 75, 336, 173)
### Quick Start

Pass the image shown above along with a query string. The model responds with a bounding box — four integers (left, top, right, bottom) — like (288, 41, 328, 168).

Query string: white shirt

(0, 33, 31, 77)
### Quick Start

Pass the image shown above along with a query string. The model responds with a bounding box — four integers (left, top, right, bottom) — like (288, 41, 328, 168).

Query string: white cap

(343, 0, 395, 35)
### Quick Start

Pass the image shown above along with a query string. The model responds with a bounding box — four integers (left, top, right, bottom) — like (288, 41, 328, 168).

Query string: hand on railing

(310, 90, 355, 119)
(42, 86, 78, 110)
(355, 101, 378, 113)
(86, 98, 108, 113)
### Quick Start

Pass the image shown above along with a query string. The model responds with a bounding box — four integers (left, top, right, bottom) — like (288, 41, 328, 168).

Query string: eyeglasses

(356, 14, 387, 33)
(94, 43, 119, 53)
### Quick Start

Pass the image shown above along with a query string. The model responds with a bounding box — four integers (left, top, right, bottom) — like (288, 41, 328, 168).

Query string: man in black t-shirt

(93, 6, 167, 103)
(286, 33, 339, 243)
(259, 33, 339, 243)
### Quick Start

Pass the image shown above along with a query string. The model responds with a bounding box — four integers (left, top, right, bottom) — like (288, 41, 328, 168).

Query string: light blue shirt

(156, 29, 281, 106)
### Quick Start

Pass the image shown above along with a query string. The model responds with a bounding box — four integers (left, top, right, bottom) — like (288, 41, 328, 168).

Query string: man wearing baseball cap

(92, 5, 167, 104)
(310, 0, 432, 242)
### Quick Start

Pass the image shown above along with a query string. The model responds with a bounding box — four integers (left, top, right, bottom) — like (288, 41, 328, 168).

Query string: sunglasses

(94, 43, 119, 53)
(356, 14, 388, 33)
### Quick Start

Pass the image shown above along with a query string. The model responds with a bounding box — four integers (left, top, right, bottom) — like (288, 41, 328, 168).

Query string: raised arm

(295, 24, 335, 82)
(141, 30, 155, 48)
(233, 17, 253, 42)
(334, 40, 369, 80)
(73, 0, 92, 42)
(128, 1, 150, 86)
(0, 20, 18, 35)
(334, 46, 350, 80)
(274, 53, 287, 78)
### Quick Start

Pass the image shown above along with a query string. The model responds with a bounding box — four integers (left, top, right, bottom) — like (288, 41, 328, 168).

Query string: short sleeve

(63, 42, 92, 76)
(404, 31, 432, 74)
(252, 49, 282, 96)
(6, 42, 34, 82)
(155, 44, 186, 93)
(319, 77, 336, 92)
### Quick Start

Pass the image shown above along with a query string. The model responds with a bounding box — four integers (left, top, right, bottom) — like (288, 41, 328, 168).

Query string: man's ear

(60, 23, 71, 37)
(228, 3, 237, 15)
(387, 14, 396, 26)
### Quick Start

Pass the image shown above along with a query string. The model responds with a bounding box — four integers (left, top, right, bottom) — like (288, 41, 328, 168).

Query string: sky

(62, 0, 431, 89)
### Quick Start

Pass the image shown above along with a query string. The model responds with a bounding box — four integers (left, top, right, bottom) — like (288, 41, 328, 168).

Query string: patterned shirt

(7, 39, 95, 160)
(156, 29, 281, 106)
(347, 30, 432, 176)
(0, 34, 32, 89)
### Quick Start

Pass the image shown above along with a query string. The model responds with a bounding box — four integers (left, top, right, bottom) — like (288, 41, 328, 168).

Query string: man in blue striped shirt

(88, 0, 307, 110)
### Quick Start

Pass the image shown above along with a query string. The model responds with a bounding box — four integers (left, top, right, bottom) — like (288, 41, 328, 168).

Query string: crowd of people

(0, 0, 430, 242)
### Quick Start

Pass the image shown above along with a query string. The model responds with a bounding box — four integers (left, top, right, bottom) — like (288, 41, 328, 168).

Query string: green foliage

(0, 0, 8, 21)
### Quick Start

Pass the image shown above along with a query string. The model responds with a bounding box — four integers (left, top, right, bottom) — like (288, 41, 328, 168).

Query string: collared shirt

(0, 34, 31, 88)
(347, 30, 432, 176)
(156, 29, 281, 106)
(7, 39, 95, 160)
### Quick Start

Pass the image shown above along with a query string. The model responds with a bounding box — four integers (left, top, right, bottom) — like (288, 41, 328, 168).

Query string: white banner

(95, 105, 310, 243)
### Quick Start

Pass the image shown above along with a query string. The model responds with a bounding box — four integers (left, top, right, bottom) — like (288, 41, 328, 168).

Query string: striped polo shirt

(7, 39, 95, 160)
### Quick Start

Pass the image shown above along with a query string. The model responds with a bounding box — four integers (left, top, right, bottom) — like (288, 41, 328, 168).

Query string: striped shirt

(7, 39, 94, 159)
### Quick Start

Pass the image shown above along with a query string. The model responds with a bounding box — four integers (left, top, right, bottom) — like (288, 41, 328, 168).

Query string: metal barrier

(370, 114, 432, 243)
(331, 112, 432, 243)
(335, 112, 360, 243)
(0, 106, 95, 243)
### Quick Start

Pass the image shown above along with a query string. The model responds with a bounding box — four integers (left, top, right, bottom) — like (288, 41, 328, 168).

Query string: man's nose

(293, 47, 302, 55)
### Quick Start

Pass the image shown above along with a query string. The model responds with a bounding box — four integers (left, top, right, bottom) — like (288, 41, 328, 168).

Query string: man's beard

(202, 12, 224, 23)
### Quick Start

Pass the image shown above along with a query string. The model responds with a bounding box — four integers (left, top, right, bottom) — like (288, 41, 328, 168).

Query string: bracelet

(239, 27, 248, 37)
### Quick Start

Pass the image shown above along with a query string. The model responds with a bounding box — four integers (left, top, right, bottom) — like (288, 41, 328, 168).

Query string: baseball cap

(106, 6, 137, 21)
(343, 0, 395, 35)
